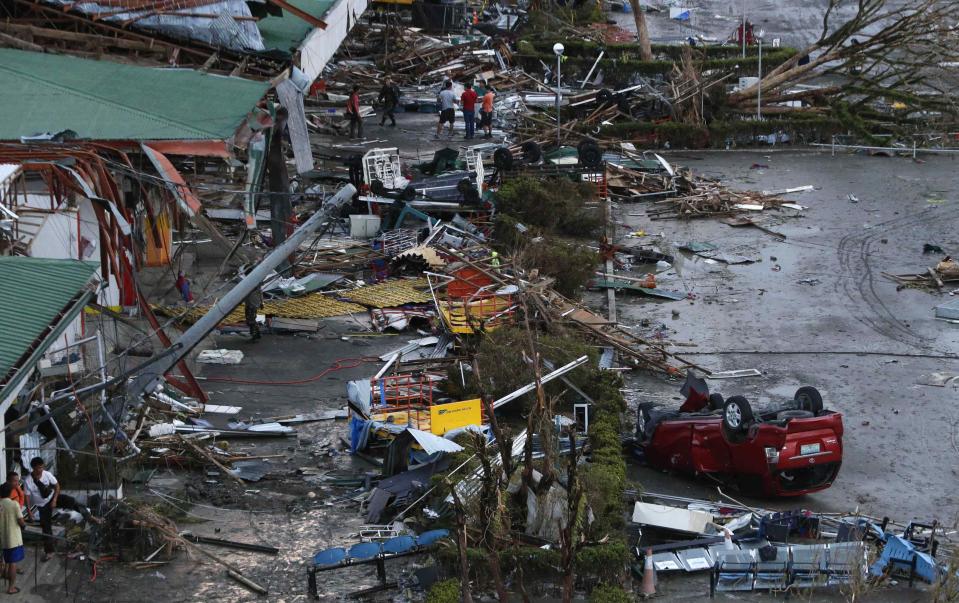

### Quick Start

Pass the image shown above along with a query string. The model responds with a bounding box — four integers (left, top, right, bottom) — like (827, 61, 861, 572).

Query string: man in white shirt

(435, 80, 457, 139)
(24, 457, 96, 561)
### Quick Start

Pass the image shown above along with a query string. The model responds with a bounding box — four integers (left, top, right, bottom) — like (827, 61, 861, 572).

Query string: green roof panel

(0, 257, 99, 388)
(259, 0, 337, 51)
(0, 49, 270, 141)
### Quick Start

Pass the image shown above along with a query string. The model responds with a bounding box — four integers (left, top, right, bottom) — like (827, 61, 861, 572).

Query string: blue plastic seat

(383, 535, 416, 555)
(349, 541, 382, 561)
(415, 529, 450, 547)
(313, 547, 347, 567)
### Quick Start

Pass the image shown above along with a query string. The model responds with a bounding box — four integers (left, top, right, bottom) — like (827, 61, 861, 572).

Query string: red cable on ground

(203, 357, 379, 385)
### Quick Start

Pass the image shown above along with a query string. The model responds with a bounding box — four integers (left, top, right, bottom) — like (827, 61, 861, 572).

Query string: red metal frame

(0, 144, 206, 400)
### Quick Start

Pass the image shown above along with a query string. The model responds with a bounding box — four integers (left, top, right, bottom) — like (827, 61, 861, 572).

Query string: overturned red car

(633, 377, 843, 497)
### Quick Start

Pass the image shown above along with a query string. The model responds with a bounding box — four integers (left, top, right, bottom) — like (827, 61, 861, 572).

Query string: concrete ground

(601, 149, 959, 600)
(609, 149, 959, 523)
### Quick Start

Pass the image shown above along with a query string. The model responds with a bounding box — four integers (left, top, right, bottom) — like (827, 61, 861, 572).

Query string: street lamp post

(554, 42, 564, 146)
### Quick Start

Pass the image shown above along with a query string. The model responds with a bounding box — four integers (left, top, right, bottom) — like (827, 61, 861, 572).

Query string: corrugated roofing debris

(341, 278, 433, 308)
(156, 293, 365, 324)
(0, 49, 269, 141)
(0, 257, 99, 386)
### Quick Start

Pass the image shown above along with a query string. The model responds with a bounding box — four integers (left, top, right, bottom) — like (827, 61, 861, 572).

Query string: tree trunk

(449, 488, 474, 603)
(629, 0, 653, 61)
(266, 110, 291, 249)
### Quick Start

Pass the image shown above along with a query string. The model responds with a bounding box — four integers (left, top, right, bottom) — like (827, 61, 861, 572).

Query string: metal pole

(741, 0, 746, 58)
(127, 184, 357, 399)
(556, 54, 562, 146)
(757, 38, 762, 120)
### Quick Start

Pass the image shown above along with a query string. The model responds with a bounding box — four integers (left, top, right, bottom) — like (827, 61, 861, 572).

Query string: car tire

(776, 410, 815, 421)
(708, 393, 725, 411)
(794, 386, 824, 414)
(370, 179, 387, 196)
(521, 141, 542, 164)
(722, 396, 753, 433)
(721, 421, 748, 444)
(577, 140, 603, 168)
(493, 147, 513, 171)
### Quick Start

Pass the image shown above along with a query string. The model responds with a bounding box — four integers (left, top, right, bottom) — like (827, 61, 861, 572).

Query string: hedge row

(523, 38, 793, 61)
(579, 371, 630, 586)
(598, 117, 847, 148)
(513, 48, 797, 82)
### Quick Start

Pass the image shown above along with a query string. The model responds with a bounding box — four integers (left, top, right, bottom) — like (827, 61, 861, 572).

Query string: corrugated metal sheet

(46, 0, 264, 52)
(0, 49, 269, 141)
(0, 257, 98, 388)
(155, 292, 365, 323)
(341, 278, 433, 308)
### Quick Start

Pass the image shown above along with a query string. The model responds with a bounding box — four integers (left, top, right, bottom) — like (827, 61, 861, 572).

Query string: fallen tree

(728, 0, 959, 120)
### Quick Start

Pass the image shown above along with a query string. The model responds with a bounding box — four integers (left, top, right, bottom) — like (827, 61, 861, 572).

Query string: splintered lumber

(928, 267, 944, 289)
(228, 570, 269, 595)
(178, 436, 246, 486)
(133, 508, 269, 594)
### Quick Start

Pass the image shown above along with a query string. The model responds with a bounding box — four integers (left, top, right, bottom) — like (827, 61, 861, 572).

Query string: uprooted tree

(728, 0, 959, 120)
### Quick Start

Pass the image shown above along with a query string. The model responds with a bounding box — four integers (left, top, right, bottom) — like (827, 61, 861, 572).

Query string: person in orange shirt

(479, 85, 495, 139)
(5, 473, 24, 514)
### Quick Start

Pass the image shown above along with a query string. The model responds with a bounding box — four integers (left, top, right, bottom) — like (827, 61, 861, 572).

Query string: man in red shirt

(460, 82, 478, 140)
(346, 85, 363, 139)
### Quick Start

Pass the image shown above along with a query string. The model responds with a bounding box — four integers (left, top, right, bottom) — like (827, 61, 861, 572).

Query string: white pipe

(492, 355, 589, 409)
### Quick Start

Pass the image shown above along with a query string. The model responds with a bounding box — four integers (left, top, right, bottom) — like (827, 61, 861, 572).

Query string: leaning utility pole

(629, 0, 653, 61)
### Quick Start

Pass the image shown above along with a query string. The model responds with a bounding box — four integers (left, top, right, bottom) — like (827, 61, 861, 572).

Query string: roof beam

(266, 0, 327, 29)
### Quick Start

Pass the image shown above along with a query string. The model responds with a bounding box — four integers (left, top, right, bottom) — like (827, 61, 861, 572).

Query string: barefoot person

(0, 483, 24, 594)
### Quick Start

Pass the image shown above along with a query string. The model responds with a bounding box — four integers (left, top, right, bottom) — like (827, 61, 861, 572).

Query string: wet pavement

(604, 150, 959, 524)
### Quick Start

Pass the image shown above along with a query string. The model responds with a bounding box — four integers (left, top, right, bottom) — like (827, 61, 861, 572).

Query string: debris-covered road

(612, 150, 959, 523)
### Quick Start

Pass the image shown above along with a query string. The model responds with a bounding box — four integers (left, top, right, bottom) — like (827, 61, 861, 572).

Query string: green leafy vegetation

(426, 578, 461, 603)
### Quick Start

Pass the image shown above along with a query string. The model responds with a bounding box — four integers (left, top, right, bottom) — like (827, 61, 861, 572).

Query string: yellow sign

(430, 398, 482, 435)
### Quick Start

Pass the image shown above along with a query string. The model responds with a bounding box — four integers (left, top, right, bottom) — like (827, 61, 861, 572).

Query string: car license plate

(800, 443, 821, 456)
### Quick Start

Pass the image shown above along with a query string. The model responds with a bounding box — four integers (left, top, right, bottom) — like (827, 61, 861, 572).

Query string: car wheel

(722, 396, 753, 432)
(370, 179, 387, 196)
(794, 386, 823, 414)
(577, 140, 603, 168)
(521, 141, 542, 164)
(493, 147, 513, 171)
(708, 393, 725, 411)
(776, 410, 815, 421)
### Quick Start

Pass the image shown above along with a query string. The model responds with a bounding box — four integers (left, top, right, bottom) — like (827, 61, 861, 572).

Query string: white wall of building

(299, 0, 370, 83)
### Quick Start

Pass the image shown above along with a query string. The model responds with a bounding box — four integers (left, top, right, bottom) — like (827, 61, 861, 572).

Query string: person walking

(244, 286, 263, 341)
(461, 82, 478, 140)
(346, 85, 363, 139)
(435, 80, 456, 139)
(0, 483, 24, 594)
(480, 85, 495, 138)
(24, 457, 98, 562)
(378, 76, 399, 127)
